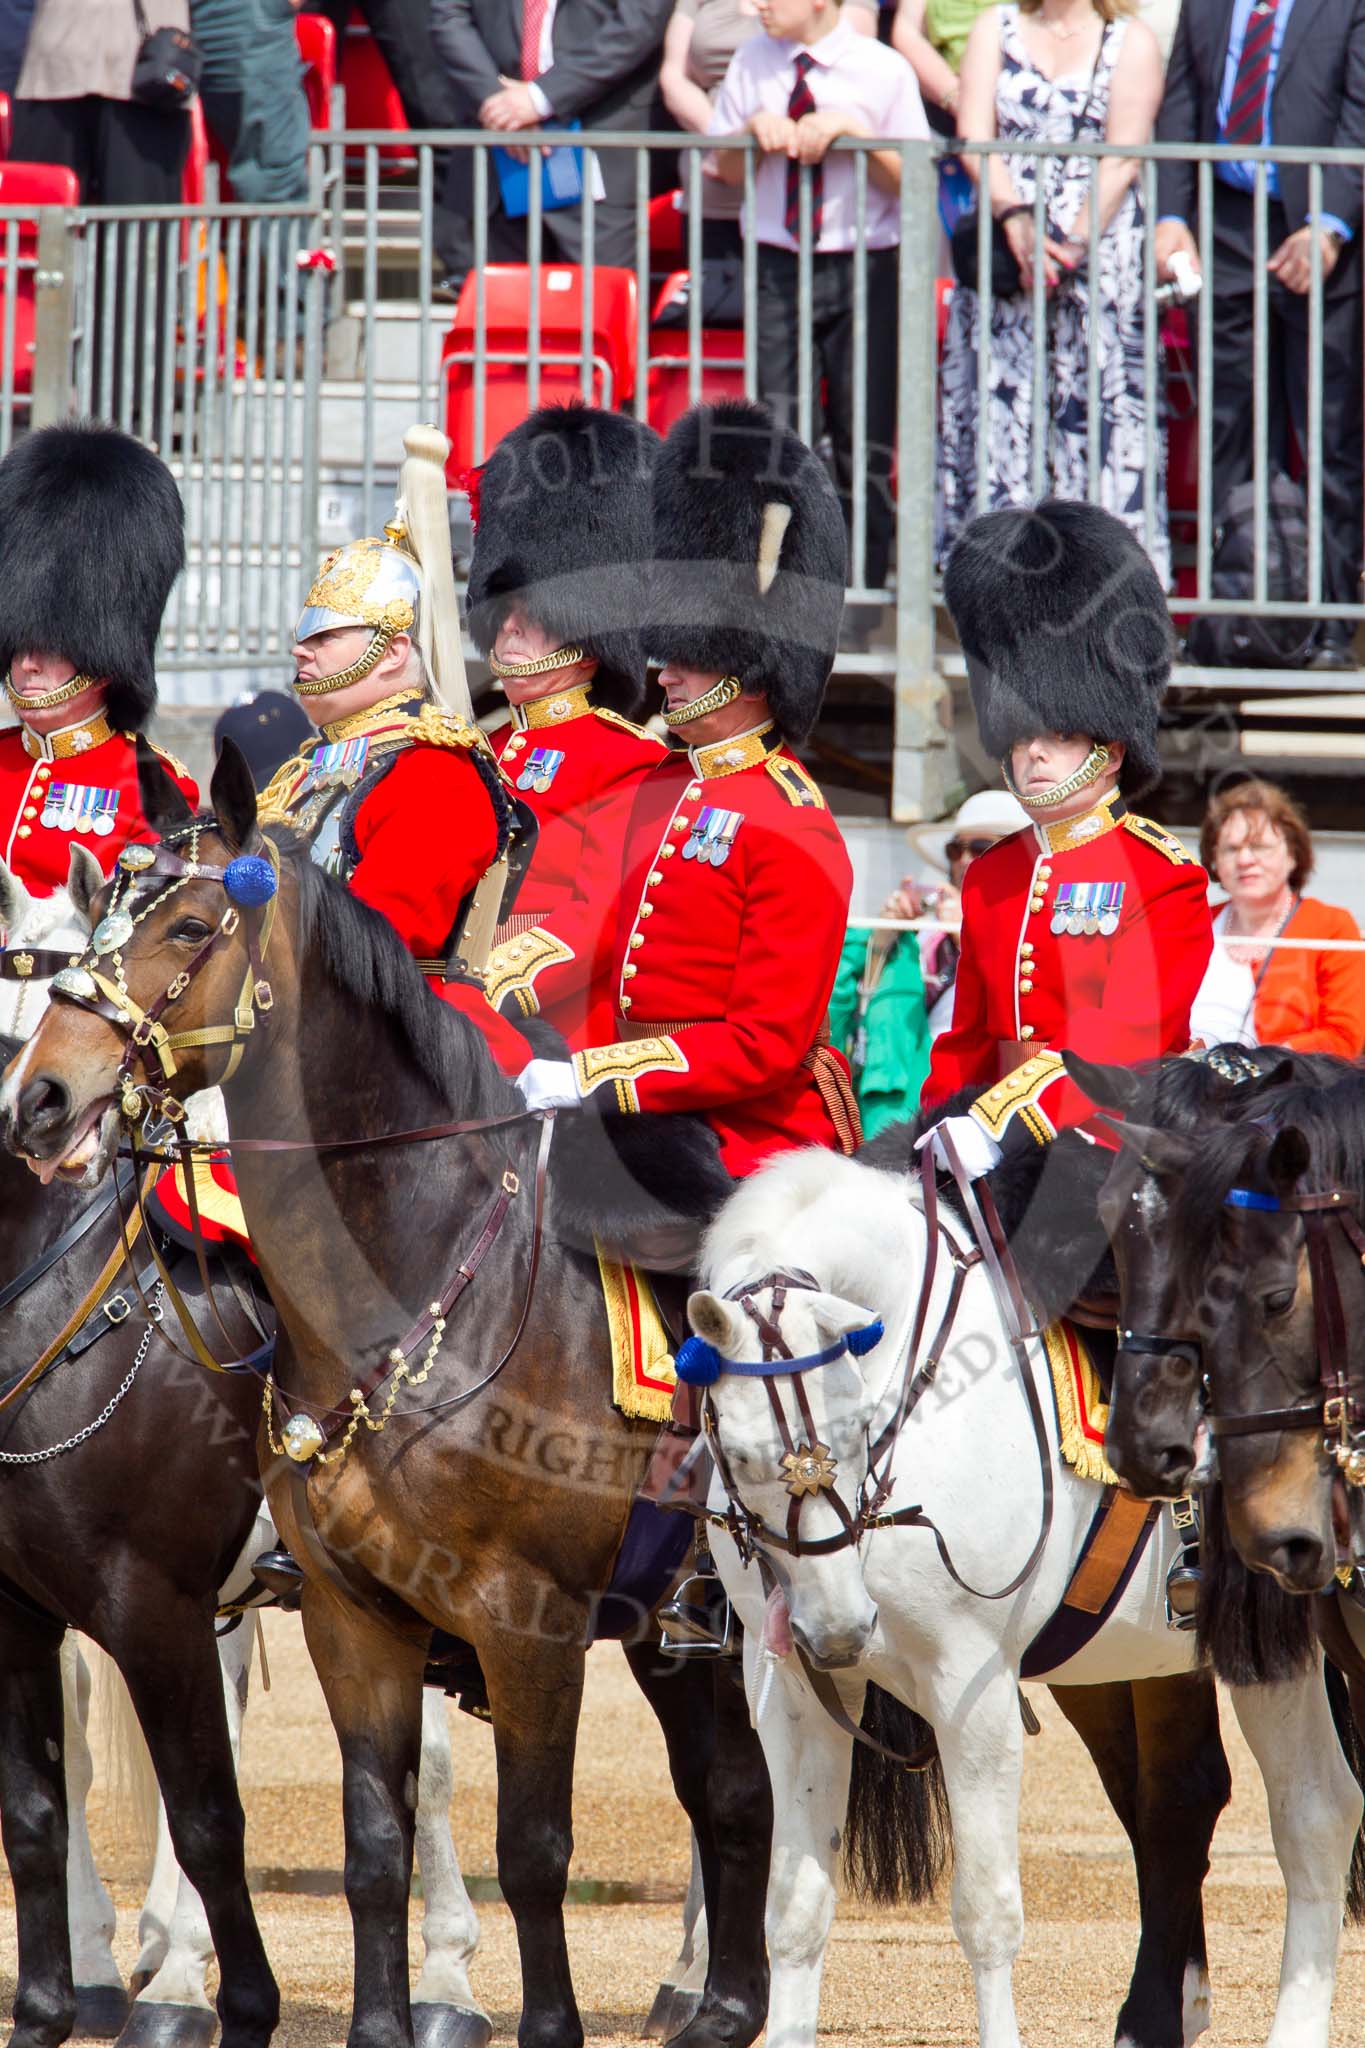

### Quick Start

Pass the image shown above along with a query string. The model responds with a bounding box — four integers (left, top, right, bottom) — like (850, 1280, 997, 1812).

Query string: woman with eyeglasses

(828, 788, 1028, 1138)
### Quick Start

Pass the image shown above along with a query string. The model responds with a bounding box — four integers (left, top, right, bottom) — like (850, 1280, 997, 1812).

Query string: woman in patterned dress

(937, 0, 1169, 582)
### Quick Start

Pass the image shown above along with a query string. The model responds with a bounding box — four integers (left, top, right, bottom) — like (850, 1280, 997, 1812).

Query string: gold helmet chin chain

(5, 669, 98, 712)
(1005, 743, 1112, 812)
(487, 642, 586, 681)
(661, 675, 744, 727)
(293, 622, 398, 697)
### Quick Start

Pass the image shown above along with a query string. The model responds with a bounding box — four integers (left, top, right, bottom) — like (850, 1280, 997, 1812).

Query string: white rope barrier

(847, 916, 1365, 952)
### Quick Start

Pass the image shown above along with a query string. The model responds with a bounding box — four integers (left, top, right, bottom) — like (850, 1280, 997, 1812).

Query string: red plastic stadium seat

(342, 13, 414, 172)
(182, 95, 210, 205)
(648, 190, 684, 261)
(645, 270, 744, 435)
(296, 12, 338, 130)
(441, 264, 639, 473)
(0, 162, 79, 396)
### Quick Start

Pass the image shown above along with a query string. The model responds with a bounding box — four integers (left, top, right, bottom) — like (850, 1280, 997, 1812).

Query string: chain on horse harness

(1204, 1175, 1365, 1487)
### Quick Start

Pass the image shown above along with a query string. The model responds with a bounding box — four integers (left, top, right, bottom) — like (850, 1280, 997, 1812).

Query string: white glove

(917, 1114, 1002, 1181)
(516, 1058, 582, 1113)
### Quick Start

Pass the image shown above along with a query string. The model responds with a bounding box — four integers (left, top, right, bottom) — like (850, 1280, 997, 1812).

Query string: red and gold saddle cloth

(1041, 1320, 1118, 1487)
(148, 1154, 255, 1260)
(597, 1247, 677, 1423)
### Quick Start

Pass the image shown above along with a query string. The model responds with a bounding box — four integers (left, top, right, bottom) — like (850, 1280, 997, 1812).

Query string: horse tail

(1323, 1657, 1365, 1925)
(1194, 1486, 1317, 1686)
(842, 1684, 950, 1906)
(92, 1642, 161, 1877)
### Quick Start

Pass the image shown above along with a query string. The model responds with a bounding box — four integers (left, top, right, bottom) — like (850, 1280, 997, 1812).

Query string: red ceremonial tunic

(923, 789, 1214, 1149)
(487, 682, 664, 1044)
(258, 696, 530, 1077)
(487, 721, 854, 1176)
(0, 714, 199, 900)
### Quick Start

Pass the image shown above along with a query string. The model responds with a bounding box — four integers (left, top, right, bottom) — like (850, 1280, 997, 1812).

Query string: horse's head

(685, 1270, 886, 1671)
(0, 844, 100, 1041)
(1, 740, 278, 1185)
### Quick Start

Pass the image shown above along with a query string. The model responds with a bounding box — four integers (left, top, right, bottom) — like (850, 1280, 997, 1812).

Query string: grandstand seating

(0, 163, 80, 396)
(342, 9, 415, 171)
(644, 269, 743, 434)
(442, 263, 638, 472)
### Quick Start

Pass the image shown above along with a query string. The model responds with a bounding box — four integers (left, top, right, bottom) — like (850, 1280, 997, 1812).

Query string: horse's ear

(1267, 1125, 1311, 1195)
(1098, 1117, 1192, 1177)
(687, 1290, 749, 1357)
(135, 736, 194, 839)
(65, 843, 104, 923)
(210, 736, 259, 856)
(0, 856, 31, 935)
(810, 1291, 881, 1346)
(1064, 1050, 1142, 1112)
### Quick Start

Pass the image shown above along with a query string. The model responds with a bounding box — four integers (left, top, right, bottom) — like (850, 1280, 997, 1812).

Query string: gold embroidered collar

(515, 683, 594, 731)
(1037, 789, 1126, 855)
(689, 722, 779, 782)
(321, 687, 425, 744)
(21, 711, 115, 762)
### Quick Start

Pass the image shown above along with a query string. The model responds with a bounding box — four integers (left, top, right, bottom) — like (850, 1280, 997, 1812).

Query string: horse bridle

(1203, 1179, 1365, 1488)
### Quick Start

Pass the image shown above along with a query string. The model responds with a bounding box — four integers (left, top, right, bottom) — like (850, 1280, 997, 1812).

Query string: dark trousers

(1207, 183, 1364, 609)
(440, 157, 645, 278)
(316, 0, 466, 273)
(11, 94, 188, 203)
(756, 241, 899, 590)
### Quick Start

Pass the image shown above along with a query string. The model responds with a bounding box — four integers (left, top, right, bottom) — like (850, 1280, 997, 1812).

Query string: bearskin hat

(943, 500, 1173, 799)
(466, 403, 659, 718)
(0, 421, 184, 731)
(645, 401, 846, 745)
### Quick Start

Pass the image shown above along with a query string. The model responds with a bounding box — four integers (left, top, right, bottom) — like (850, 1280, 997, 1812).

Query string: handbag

(949, 23, 1110, 299)
(130, 0, 202, 112)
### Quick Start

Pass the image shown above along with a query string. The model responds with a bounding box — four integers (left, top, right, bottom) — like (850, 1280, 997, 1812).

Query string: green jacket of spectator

(190, 0, 310, 205)
(827, 927, 933, 1143)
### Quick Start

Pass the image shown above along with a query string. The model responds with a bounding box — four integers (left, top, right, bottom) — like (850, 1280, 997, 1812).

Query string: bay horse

(1, 745, 773, 2048)
(682, 1142, 1362, 2048)
(0, 862, 488, 2048)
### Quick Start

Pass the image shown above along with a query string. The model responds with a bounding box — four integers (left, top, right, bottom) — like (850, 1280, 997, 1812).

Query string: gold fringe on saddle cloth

(1041, 1321, 1119, 1487)
(596, 1246, 677, 1423)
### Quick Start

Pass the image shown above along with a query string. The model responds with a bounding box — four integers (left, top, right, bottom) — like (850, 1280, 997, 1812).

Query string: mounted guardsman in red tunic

(256, 426, 533, 1078)
(0, 422, 198, 919)
(921, 499, 1215, 1176)
(487, 398, 858, 1179)
(468, 403, 666, 1045)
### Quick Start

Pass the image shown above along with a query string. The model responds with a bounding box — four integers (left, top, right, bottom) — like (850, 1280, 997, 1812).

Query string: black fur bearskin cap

(466, 403, 660, 719)
(0, 420, 184, 731)
(644, 400, 847, 745)
(944, 499, 1173, 798)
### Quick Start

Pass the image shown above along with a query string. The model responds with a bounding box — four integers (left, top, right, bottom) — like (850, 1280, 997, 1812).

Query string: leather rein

(702, 1133, 1057, 1604)
(37, 829, 555, 1423)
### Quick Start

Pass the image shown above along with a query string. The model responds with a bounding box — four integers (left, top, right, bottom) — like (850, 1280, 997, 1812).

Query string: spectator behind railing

(191, 0, 310, 203)
(432, 0, 673, 276)
(13, 0, 191, 200)
(1153, 0, 1365, 673)
(709, 0, 927, 612)
(661, 0, 876, 257)
(937, 0, 1167, 580)
(1191, 776, 1365, 1056)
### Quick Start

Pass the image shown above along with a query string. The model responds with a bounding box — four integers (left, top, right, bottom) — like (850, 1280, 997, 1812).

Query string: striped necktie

(784, 52, 824, 243)
(520, 0, 549, 82)
(1224, 0, 1282, 146)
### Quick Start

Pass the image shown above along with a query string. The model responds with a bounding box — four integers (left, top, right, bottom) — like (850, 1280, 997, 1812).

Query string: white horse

(689, 1147, 1362, 2048)
(1, 855, 490, 2041)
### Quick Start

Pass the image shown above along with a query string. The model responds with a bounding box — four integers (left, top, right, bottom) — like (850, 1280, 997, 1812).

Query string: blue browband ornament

(1225, 1187, 1282, 1212)
(674, 1317, 885, 1387)
(222, 854, 278, 907)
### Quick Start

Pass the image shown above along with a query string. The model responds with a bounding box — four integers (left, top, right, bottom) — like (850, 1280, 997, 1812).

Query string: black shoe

(1309, 622, 1359, 671)
(252, 1547, 305, 1610)
(432, 271, 466, 304)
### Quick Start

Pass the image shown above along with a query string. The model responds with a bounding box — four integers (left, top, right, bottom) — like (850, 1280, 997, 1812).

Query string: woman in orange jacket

(1190, 778, 1365, 1057)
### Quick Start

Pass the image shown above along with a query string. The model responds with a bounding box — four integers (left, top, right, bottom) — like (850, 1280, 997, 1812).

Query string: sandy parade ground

(2, 1625, 1364, 2046)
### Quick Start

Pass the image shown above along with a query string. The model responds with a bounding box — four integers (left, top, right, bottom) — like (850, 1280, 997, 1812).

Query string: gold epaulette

(410, 703, 489, 757)
(572, 1035, 688, 1114)
(593, 705, 667, 748)
(765, 755, 826, 810)
(1122, 814, 1195, 867)
(969, 1050, 1067, 1147)
(141, 737, 194, 783)
(483, 925, 575, 1013)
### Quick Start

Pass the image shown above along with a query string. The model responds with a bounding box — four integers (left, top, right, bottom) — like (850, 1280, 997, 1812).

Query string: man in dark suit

(1156, 0, 1365, 668)
(431, 0, 673, 274)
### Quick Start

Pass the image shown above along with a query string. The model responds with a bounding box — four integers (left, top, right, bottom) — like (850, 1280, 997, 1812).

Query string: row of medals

(1051, 897, 1121, 938)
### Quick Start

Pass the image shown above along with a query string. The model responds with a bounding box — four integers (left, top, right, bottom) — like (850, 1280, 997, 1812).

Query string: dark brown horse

(3, 745, 773, 2048)
(0, 1029, 279, 2048)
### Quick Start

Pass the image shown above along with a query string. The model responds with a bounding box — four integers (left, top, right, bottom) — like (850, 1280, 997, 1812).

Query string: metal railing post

(892, 138, 951, 822)
(30, 207, 74, 429)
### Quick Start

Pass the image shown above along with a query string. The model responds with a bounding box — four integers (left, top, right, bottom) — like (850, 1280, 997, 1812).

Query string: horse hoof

(412, 2005, 493, 2048)
(113, 2002, 217, 2048)
(74, 1986, 131, 2039)
(643, 1985, 680, 2040)
(661, 1992, 702, 2042)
